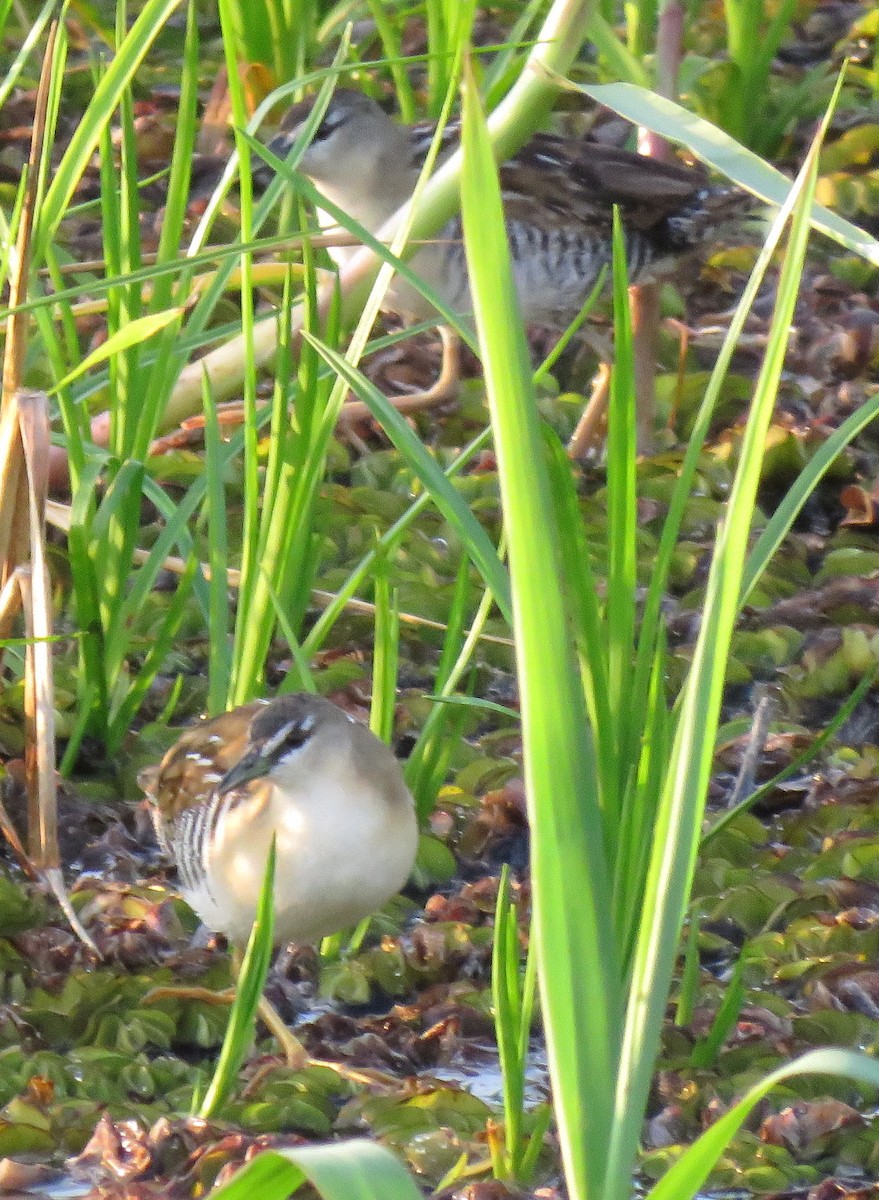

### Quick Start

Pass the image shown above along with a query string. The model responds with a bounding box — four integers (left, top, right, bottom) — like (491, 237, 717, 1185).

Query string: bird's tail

(661, 184, 756, 251)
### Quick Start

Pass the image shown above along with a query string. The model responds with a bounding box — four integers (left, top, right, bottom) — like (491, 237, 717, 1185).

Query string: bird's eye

(312, 109, 347, 144)
(259, 714, 315, 760)
(282, 722, 311, 751)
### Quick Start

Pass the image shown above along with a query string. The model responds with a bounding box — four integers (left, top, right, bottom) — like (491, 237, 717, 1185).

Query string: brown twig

(0, 21, 96, 952)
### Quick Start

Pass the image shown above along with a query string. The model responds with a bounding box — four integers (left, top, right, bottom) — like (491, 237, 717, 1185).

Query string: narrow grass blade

(37, 0, 183, 253)
(301, 427, 492, 659)
(607, 73, 840, 1200)
(586, 11, 651, 86)
(605, 211, 638, 810)
(689, 953, 745, 1067)
(741, 390, 879, 602)
(202, 377, 232, 715)
(460, 67, 620, 1200)
(105, 557, 197, 749)
(49, 309, 184, 393)
(300, 333, 512, 626)
(370, 561, 399, 745)
(542, 432, 612, 798)
(199, 839, 276, 1120)
(703, 667, 877, 845)
(405, 570, 493, 819)
(0, 0, 56, 115)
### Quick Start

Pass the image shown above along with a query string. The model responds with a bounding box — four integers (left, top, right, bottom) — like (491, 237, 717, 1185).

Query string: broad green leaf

(649, 1049, 879, 1200)
(460, 65, 619, 1200)
(209, 1139, 422, 1200)
(578, 81, 879, 266)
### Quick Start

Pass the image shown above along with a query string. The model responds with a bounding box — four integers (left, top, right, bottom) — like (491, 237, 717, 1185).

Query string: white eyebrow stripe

(259, 712, 315, 757)
(262, 722, 297, 756)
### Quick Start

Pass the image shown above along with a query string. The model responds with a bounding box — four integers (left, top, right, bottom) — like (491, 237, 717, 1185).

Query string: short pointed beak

(251, 134, 298, 190)
(217, 749, 268, 796)
(266, 130, 296, 161)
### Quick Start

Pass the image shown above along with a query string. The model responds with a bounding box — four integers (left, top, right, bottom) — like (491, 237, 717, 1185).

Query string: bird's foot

(257, 999, 402, 1087)
(339, 325, 461, 423)
(567, 360, 611, 459)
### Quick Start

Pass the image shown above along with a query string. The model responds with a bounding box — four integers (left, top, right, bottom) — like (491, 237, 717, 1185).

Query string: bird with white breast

(267, 88, 734, 424)
(140, 692, 418, 1069)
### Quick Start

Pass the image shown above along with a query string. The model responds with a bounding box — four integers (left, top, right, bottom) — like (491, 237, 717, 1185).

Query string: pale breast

(199, 767, 417, 946)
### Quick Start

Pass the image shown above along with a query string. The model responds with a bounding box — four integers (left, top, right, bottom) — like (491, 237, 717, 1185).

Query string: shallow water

(429, 1036, 549, 1106)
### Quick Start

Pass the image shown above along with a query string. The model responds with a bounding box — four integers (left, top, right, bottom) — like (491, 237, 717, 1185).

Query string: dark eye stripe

(314, 109, 347, 140)
(258, 712, 315, 760)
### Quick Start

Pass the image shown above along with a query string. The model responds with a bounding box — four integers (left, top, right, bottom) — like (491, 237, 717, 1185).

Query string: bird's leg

(142, 953, 303, 1068)
(567, 361, 611, 459)
(143, 962, 306, 1069)
(423, 324, 462, 405)
(256, 994, 310, 1070)
(225, 945, 308, 1071)
(389, 324, 462, 411)
(150, 326, 462, 457)
(143, 967, 399, 1085)
(630, 281, 659, 456)
(339, 324, 461, 422)
(256, 995, 406, 1086)
(566, 283, 660, 459)
(230, 949, 400, 1086)
(255, 1001, 402, 1085)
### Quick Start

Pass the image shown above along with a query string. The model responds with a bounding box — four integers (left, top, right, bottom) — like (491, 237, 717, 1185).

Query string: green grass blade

(37, 0, 183, 254)
(542, 431, 613, 798)
(221, 0, 260, 705)
(105, 558, 197, 749)
(0, 0, 58, 113)
(405, 579, 494, 819)
(301, 427, 492, 658)
(49, 309, 184, 394)
(578, 81, 879, 265)
(199, 839, 276, 1121)
(675, 915, 700, 1028)
(460, 66, 620, 1200)
(605, 210, 638, 809)
(607, 72, 838, 1199)
(300, 333, 512, 626)
(586, 11, 651, 86)
(209, 1139, 423, 1200)
(492, 864, 523, 1178)
(102, 473, 204, 678)
(702, 668, 877, 845)
(689, 952, 745, 1067)
(741, 390, 879, 602)
(202, 377, 232, 715)
(365, 0, 417, 120)
(370, 562, 399, 745)
(648, 1049, 879, 1200)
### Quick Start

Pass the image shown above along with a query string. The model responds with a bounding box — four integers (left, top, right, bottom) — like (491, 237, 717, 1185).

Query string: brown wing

(140, 701, 268, 825)
(500, 135, 707, 233)
(431, 121, 708, 233)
